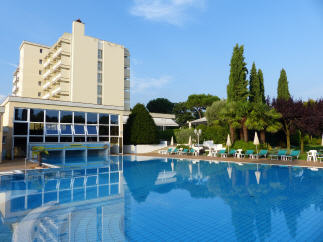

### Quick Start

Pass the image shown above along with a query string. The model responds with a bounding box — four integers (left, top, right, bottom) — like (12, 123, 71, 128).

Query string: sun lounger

(180, 148, 189, 155)
(270, 150, 287, 160)
(252, 150, 268, 159)
(285, 150, 300, 161)
(217, 149, 226, 157)
(243, 150, 254, 158)
(171, 148, 179, 155)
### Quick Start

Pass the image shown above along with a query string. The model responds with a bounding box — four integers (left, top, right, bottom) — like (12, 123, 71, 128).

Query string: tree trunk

(260, 130, 266, 144)
(286, 129, 291, 151)
(241, 117, 248, 142)
(38, 153, 42, 167)
(300, 132, 304, 153)
(229, 125, 235, 144)
(239, 129, 244, 141)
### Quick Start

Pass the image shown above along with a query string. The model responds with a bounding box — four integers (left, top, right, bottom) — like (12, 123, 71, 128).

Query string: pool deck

(129, 152, 323, 168)
(0, 159, 39, 172)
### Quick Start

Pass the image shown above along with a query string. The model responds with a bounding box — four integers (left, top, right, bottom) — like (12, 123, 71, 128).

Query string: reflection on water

(0, 156, 323, 241)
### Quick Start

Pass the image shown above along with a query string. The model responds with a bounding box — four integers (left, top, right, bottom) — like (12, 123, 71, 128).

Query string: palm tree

(32, 146, 49, 167)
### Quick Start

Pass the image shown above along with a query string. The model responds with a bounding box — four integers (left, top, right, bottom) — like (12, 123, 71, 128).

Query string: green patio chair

(270, 149, 287, 160)
(285, 150, 300, 161)
(166, 148, 173, 154)
(244, 150, 254, 158)
(171, 148, 179, 155)
(181, 149, 189, 155)
(217, 149, 226, 157)
(253, 150, 268, 159)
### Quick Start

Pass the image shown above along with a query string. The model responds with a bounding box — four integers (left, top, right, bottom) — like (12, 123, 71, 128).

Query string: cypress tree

(124, 104, 159, 145)
(277, 68, 290, 100)
(258, 69, 265, 103)
(227, 44, 248, 103)
(249, 62, 261, 103)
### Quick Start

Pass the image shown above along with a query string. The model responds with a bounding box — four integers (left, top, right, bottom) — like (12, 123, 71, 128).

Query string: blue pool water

(0, 156, 323, 241)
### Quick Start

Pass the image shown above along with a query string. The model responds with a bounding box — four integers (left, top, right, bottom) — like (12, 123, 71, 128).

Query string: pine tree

(124, 104, 159, 145)
(249, 62, 261, 103)
(277, 68, 290, 100)
(258, 69, 265, 103)
(227, 44, 248, 103)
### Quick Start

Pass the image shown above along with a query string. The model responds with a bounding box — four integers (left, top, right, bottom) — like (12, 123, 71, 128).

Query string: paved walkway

(0, 159, 38, 172)
(132, 152, 323, 168)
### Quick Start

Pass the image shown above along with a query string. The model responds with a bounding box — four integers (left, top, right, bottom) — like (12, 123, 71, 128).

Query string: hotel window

(110, 126, 119, 136)
(110, 115, 119, 125)
(99, 114, 109, 124)
(74, 137, 85, 142)
(45, 136, 58, 142)
(99, 126, 109, 135)
(38, 81, 41, 86)
(87, 126, 97, 135)
(60, 124, 72, 135)
(30, 109, 44, 122)
(40, 49, 43, 53)
(97, 73, 102, 83)
(98, 61, 102, 71)
(60, 111, 72, 123)
(14, 123, 28, 135)
(14, 108, 28, 121)
(97, 97, 102, 105)
(39, 70, 42, 75)
(74, 125, 85, 135)
(46, 110, 59, 122)
(98, 49, 102, 59)
(97, 85, 102, 95)
(60, 136, 72, 142)
(38, 92, 41, 97)
(87, 113, 97, 124)
(29, 123, 44, 135)
(46, 124, 58, 135)
(74, 112, 85, 123)
(30, 136, 43, 143)
(39, 59, 42, 64)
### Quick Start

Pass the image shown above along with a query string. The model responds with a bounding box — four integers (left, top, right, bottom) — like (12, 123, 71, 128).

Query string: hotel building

(1, 20, 177, 161)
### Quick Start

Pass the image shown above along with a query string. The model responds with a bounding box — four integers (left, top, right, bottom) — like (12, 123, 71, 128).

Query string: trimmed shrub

(124, 104, 159, 145)
(174, 128, 196, 144)
(158, 129, 176, 142)
(196, 123, 228, 145)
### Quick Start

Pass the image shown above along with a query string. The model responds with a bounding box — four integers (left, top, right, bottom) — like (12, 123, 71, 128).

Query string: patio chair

(222, 149, 236, 158)
(252, 150, 268, 159)
(180, 148, 189, 155)
(189, 148, 197, 156)
(171, 148, 179, 155)
(285, 150, 300, 161)
(244, 150, 254, 158)
(166, 148, 173, 154)
(317, 152, 323, 162)
(270, 150, 287, 160)
(217, 149, 226, 157)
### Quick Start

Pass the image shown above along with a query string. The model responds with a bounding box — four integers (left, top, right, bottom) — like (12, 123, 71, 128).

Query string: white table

(307, 150, 317, 162)
(235, 149, 244, 158)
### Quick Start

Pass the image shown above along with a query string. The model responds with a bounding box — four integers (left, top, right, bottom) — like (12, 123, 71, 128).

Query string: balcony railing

(124, 68, 130, 79)
(12, 85, 18, 93)
(42, 93, 50, 99)
(124, 48, 130, 57)
(43, 69, 51, 79)
(42, 81, 51, 90)
(52, 60, 62, 72)
(43, 58, 51, 68)
(12, 76, 19, 84)
(124, 79, 130, 89)
(124, 58, 130, 67)
(52, 87, 61, 96)
(52, 48, 62, 59)
(52, 73, 62, 84)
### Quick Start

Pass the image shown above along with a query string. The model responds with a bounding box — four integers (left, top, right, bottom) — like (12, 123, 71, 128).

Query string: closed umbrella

(253, 132, 260, 154)
(255, 164, 261, 184)
(226, 134, 231, 153)
(171, 136, 174, 146)
(321, 133, 323, 147)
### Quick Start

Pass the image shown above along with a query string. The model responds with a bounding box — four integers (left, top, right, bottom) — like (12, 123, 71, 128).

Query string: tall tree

(186, 94, 220, 119)
(277, 68, 290, 100)
(146, 98, 174, 114)
(272, 98, 302, 150)
(249, 62, 261, 103)
(258, 69, 265, 103)
(227, 44, 249, 103)
(173, 102, 195, 126)
(124, 104, 159, 145)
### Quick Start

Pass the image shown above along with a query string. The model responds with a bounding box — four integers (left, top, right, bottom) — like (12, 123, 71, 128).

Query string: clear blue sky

(0, 0, 323, 106)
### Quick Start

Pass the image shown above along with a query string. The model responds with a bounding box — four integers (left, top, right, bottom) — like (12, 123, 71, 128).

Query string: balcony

(43, 58, 51, 68)
(52, 73, 62, 84)
(124, 79, 130, 89)
(52, 60, 62, 72)
(124, 48, 130, 57)
(124, 68, 130, 79)
(42, 93, 50, 99)
(42, 81, 51, 90)
(52, 87, 61, 96)
(12, 76, 19, 84)
(124, 58, 130, 67)
(52, 48, 62, 59)
(124, 91, 130, 100)
(43, 69, 51, 79)
(12, 85, 18, 93)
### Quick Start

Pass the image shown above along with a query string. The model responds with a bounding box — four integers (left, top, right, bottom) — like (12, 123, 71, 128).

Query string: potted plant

(32, 146, 49, 167)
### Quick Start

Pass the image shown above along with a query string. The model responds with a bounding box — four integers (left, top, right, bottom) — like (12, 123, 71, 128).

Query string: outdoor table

(235, 149, 244, 158)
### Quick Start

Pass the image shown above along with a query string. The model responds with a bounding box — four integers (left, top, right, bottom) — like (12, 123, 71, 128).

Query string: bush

(232, 140, 266, 152)
(176, 145, 190, 150)
(174, 128, 196, 144)
(124, 104, 159, 145)
(196, 123, 228, 145)
(158, 129, 175, 142)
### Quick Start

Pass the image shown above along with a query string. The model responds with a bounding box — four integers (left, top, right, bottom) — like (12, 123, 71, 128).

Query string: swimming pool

(0, 156, 322, 241)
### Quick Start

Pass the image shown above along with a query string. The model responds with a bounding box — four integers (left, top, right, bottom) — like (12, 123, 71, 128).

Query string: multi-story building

(12, 19, 130, 110)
